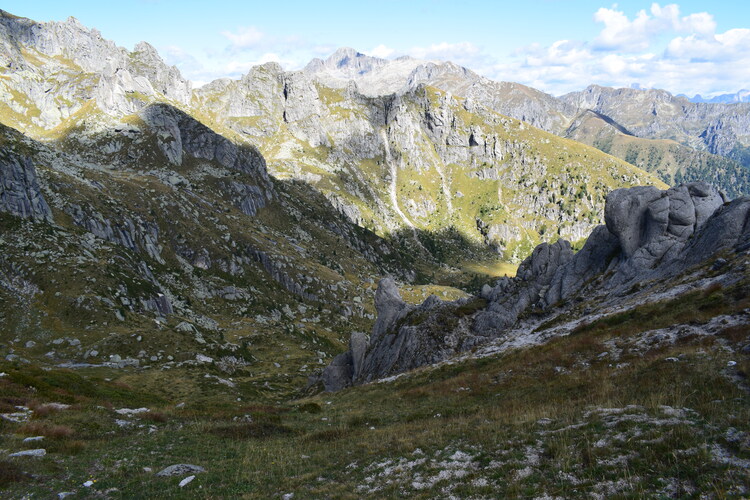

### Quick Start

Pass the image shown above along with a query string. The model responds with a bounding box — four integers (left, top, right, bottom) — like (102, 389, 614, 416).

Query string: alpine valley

(0, 10, 748, 499)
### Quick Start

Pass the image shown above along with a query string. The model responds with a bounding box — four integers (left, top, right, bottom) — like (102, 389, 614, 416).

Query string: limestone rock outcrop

(370, 277, 412, 342)
(603, 182, 726, 284)
(316, 183, 750, 391)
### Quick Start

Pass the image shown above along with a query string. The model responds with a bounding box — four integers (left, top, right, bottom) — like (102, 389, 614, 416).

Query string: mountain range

(0, 10, 749, 499)
(686, 90, 750, 104)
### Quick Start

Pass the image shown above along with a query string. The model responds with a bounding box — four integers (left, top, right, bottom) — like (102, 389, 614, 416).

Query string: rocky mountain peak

(63, 15, 85, 28)
(328, 46, 364, 64)
(0, 11, 192, 129)
(304, 46, 388, 78)
(133, 40, 159, 57)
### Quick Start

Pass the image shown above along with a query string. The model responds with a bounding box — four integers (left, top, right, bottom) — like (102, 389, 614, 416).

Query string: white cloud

(593, 5, 654, 51)
(160, 3, 747, 100)
(221, 26, 264, 48)
(479, 3, 748, 97)
(592, 3, 716, 52)
(667, 28, 750, 61)
(521, 40, 592, 67)
(368, 44, 395, 59)
(409, 41, 480, 61)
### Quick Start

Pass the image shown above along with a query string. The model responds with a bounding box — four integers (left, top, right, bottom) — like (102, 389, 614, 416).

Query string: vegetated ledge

(312, 181, 750, 392)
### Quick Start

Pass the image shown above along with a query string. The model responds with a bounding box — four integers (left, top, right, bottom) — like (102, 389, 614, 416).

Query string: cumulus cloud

(592, 3, 716, 51)
(666, 28, 750, 61)
(367, 44, 395, 59)
(221, 26, 264, 49)
(483, 3, 749, 97)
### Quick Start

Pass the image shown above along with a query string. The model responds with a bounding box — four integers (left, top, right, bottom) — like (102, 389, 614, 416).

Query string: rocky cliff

(298, 48, 750, 197)
(316, 182, 750, 390)
(0, 102, 419, 390)
(0, 9, 191, 132)
(196, 67, 664, 263)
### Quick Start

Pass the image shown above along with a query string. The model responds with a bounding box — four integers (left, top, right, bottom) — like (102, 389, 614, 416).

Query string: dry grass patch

(717, 324, 750, 344)
(303, 427, 350, 443)
(140, 411, 168, 423)
(209, 421, 296, 440)
(48, 439, 87, 455)
(28, 401, 71, 417)
(18, 422, 74, 439)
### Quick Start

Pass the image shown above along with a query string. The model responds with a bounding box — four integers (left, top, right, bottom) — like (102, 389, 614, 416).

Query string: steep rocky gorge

(317, 182, 750, 390)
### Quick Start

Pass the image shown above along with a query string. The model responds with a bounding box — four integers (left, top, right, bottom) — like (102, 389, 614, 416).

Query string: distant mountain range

(301, 48, 750, 198)
(684, 89, 750, 104)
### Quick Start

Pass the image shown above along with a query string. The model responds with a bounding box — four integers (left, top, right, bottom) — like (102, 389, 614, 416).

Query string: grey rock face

(604, 186, 665, 258)
(349, 331, 368, 381)
(320, 351, 353, 392)
(0, 149, 52, 221)
(247, 248, 317, 301)
(140, 104, 269, 178)
(605, 182, 725, 284)
(679, 196, 750, 266)
(142, 294, 173, 317)
(65, 204, 164, 263)
(473, 239, 573, 335)
(543, 225, 619, 306)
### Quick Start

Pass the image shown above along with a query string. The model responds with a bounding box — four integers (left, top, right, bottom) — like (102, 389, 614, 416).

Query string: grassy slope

(2, 254, 748, 499)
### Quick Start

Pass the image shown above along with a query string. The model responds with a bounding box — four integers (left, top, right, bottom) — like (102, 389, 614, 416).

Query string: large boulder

(320, 351, 353, 392)
(604, 182, 725, 283)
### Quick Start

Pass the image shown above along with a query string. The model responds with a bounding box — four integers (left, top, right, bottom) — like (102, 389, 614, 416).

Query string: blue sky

(4, 1, 749, 96)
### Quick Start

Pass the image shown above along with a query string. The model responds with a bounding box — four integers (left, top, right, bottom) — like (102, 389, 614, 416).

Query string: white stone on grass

(9, 448, 46, 457)
(179, 475, 195, 487)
